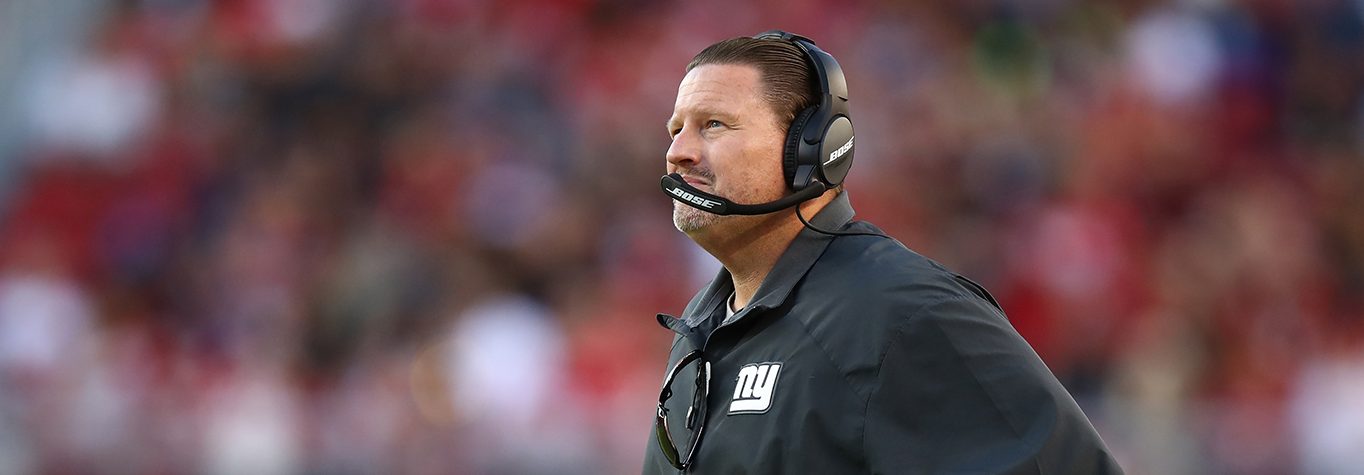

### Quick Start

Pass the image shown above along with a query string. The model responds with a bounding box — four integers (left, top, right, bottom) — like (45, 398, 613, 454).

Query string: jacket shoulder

(809, 231, 993, 321)
(788, 230, 1006, 399)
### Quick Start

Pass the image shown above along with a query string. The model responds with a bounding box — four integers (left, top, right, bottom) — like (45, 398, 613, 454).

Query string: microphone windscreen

(660, 173, 826, 216)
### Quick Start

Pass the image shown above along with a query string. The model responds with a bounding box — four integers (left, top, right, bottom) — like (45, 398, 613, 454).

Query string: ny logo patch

(729, 362, 782, 414)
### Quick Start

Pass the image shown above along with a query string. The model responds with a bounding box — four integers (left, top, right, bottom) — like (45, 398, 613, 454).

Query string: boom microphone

(661, 173, 827, 216)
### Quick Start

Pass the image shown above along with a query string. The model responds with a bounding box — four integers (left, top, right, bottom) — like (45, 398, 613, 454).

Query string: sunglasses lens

(655, 410, 682, 468)
(654, 351, 705, 470)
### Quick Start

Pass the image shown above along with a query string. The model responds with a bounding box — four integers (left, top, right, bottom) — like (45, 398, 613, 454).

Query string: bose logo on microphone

(824, 136, 854, 166)
(669, 187, 723, 209)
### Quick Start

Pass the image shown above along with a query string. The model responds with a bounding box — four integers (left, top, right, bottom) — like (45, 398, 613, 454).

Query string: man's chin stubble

(673, 205, 719, 233)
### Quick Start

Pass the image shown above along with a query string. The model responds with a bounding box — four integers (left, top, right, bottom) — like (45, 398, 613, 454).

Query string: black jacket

(643, 193, 1121, 474)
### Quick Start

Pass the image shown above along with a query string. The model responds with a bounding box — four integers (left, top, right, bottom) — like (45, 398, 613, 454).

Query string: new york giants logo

(729, 362, 782, 414)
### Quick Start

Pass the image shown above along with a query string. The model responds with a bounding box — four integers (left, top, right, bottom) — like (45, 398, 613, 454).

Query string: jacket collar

(658, 192, 856, 340)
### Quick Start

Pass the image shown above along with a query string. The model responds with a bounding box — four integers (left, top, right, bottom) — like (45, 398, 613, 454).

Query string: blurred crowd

(0, 0, 1362, 473)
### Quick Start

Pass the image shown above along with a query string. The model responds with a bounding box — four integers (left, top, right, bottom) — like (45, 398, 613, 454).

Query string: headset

(661, 30, 856, 217)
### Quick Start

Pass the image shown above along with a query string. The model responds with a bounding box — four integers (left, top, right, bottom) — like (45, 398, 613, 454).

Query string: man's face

(665, 63, 788, 234)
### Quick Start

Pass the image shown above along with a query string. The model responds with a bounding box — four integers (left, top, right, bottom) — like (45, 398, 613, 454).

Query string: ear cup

(784, 107, 817, 188)
(818, 115, 855, 186)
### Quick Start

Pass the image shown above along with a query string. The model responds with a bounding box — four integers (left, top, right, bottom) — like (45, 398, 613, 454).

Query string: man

(644, 31, 1121, 474)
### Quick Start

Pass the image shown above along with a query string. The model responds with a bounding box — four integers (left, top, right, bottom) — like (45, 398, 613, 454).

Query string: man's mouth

(681, 175, 710, 187)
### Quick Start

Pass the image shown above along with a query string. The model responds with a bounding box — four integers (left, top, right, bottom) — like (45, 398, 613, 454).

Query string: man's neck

(690, 194, 835, 309)
(719, 216, 799, 309)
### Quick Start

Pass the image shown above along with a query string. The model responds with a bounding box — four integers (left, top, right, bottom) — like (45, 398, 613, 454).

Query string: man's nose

(665, 129, 701, 170)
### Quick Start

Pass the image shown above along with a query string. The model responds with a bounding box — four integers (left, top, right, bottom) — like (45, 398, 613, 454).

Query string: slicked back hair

(686, 37, 817, 130)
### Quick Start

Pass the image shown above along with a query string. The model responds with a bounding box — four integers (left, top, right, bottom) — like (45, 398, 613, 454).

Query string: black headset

(755, 30, 856, 194)
(661, 30, 855, 216)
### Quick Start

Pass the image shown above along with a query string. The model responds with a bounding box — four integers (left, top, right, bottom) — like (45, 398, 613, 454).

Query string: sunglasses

(655, 350, 711, 470)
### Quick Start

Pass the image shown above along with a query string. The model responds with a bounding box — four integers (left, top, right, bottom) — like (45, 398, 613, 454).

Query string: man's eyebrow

(696, 108, 739, 122)
(665, 108, 741, 130)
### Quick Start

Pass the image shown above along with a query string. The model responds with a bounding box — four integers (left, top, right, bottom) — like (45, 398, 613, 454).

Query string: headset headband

(752, 30, 848, 103)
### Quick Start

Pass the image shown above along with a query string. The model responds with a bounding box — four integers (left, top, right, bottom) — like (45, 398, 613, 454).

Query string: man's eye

(669, 128, 681, 138)
(706, 120, 724, 129)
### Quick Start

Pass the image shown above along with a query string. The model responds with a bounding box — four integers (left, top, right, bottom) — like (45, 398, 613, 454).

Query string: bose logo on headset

(669, 187, 723, 209)
(824, 136, 853, 166)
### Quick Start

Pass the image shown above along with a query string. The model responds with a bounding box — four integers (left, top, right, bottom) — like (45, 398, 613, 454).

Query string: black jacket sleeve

(863, 296, 1122, 474)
